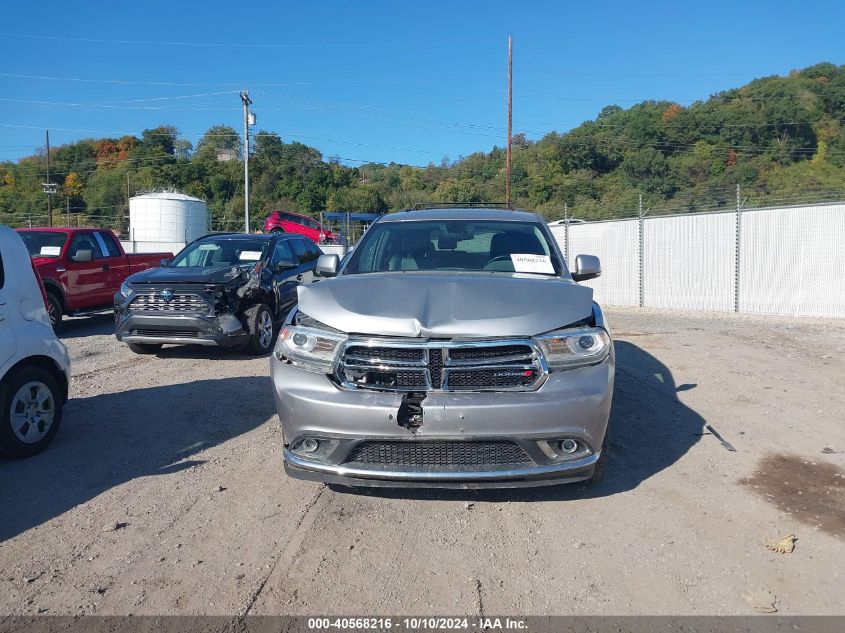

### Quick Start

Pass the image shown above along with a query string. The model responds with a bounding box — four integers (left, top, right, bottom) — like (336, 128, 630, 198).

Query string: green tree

(195, 125, 241, 161)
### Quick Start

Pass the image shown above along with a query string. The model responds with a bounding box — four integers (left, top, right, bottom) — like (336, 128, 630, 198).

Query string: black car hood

(297, 272, 594, 338)
(128, 265, 247, 285)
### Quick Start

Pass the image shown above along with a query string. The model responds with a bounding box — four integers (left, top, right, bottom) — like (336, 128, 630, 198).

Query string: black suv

(114, 232, 321, 355)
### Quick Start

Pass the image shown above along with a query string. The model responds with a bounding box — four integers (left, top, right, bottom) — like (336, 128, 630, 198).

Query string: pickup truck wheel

(46, 292, 62, 333)
(0, 366, 64, 458)
(244, 303, 276, 355)
(270, 228, 284, 234)
(127, 343, 162, 354)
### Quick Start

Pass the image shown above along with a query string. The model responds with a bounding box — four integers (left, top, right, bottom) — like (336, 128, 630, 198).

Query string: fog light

(560, 439, 578, 454)
(302, 438, 319, 452)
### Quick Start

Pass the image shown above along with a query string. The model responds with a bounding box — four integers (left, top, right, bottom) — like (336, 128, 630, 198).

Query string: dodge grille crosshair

(337, 339, 547, 392)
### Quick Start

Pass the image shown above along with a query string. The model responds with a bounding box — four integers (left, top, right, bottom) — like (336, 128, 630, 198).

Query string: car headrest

(438, 234, 458, 250)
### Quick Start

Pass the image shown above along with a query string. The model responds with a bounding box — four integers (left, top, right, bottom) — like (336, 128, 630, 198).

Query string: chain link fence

(549, 188, 845, 318)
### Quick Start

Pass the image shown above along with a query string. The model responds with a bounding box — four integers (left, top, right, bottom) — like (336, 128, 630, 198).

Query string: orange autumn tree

(64, 172, 83, 198)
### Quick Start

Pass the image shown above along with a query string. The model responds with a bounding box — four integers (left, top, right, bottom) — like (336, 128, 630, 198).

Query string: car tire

(46, 292, 63, 333)
(0, 366, 64, 458)
(244, 303, 276, 355)
(587, 429, 609, 486)
(270, 228, 284, 234)
(127, 343, 162, 354)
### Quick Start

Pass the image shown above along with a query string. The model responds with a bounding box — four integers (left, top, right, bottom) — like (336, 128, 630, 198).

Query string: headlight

(119, 282, 132, 298)
(275, 325, 347, 373)
(534, 326, 611, 370)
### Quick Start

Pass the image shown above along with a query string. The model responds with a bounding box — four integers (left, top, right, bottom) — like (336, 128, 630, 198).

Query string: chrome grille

(129, 292, 208, 313)
(338, 340, 545, 392)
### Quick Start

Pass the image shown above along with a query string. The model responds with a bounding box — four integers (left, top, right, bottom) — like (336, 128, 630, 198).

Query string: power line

(0, 97, 243, 111)
(100, 91, 241, 105)
(0, 71, 425, 88)
(0, 31, 356, 48)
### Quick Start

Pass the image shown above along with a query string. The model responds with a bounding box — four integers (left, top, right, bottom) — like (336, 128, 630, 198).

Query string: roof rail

(197, 231, 243, 238)
(402, 202, 518, 212)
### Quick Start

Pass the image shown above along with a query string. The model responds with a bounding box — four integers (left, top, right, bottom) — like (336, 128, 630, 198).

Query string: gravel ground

(0, 306, 843, 616)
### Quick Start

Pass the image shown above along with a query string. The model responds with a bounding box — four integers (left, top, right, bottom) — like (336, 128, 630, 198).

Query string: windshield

(19, 231, 68, 258)
(344, 220, 563, 276)
(169, 239, 269, 268)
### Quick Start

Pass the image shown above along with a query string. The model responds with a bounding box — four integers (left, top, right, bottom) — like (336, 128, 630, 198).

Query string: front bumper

(114, 300, 248, 347)
(271, 355, 614, 488)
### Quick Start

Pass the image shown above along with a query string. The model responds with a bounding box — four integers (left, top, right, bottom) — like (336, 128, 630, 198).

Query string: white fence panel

(643, 212, 736, 311)
(320, 244, 353, 257)
(556, 220, 640, 306)
(740, 203, 845, 317)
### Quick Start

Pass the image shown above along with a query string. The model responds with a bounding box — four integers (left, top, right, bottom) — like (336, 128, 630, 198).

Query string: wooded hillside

(2, 62, 844, 230)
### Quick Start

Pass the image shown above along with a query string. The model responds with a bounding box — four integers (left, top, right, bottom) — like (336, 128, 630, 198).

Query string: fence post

(638, 193, 645, 308)
(734, 183, 742, 312)
(563, 203, 570, 266)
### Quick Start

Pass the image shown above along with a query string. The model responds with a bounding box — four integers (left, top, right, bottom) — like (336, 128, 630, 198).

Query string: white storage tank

(129, 192, 209, 245)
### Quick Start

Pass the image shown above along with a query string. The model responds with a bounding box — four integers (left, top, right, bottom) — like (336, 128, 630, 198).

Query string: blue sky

(1, 0, 843, 166)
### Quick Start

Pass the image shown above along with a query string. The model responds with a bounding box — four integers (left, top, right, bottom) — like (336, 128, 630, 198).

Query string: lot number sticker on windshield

(511, 253, 554, 274)
(40, 246, 62, 256)
(238, 250, 263, 261)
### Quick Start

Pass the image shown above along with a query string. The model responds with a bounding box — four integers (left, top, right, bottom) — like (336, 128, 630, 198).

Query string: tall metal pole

(505, 36, 513, 206)
(240, 90, 252, 233)
(735, 183, 742, 313)
(46, 130, 52, 227)
(563, 202, 570, 266)
(638, 193, 645, 308)
(126, 173, 131, 236)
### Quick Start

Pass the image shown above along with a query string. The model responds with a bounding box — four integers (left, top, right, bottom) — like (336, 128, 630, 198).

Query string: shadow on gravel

(337, 341, 708, 502)
(154, 346, 268, 362)
(57, 313, 115, 340)
(0, 376, 274, 542)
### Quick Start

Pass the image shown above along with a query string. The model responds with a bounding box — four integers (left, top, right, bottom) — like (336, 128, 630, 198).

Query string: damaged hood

(298, 272, 594, 338)
(128, 265, 248, 285)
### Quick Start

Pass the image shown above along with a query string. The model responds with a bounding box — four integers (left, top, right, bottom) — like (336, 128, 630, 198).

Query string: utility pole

(41, 130, 56, 226)
(66, 196, 70, 227)
(240, 90, 252, 233)
(505, 36, 513, 206)
(126, 173, 131, 235)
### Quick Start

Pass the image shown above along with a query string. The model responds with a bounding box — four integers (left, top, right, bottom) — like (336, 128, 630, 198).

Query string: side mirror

(71, 249, 93, 263)
(160, 258, 171, 267)
(315, 253, 340, 278)
(572, 254, 601, 282)
(272, 256, 298, 272)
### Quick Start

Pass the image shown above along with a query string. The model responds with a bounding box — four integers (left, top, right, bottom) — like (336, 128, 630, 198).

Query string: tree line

(2, 62, 844, 231)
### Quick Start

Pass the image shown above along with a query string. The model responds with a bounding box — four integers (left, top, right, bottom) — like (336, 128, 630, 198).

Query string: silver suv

(270, 208, 614, 488)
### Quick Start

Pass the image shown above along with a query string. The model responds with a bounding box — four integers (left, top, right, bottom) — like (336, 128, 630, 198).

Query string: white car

(0, 225, 71, 457)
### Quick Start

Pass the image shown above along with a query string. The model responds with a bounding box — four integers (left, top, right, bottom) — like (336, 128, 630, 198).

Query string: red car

(262, 211, 336, 244)
(16, 227, 171, 332)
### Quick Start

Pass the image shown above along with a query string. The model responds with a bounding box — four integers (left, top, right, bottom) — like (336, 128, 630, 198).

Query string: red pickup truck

(16, 227, 172, 332)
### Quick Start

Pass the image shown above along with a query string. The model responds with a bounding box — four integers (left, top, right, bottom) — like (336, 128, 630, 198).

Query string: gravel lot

(1, 307, 844, 616)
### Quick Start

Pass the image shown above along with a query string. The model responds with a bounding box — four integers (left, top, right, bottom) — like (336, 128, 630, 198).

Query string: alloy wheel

(47, 300, 58, 327)
(257, 310, 273, 350)
(10, 381, 56, 444)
